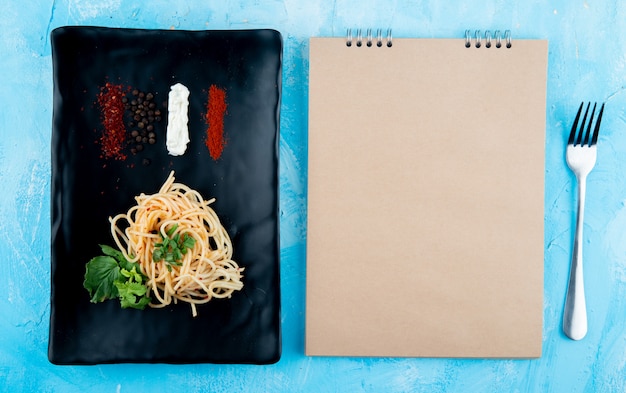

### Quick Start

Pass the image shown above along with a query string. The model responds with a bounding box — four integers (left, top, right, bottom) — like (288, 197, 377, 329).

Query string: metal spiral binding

(346, 28, 392, 47)
(465, 29, 512, 48)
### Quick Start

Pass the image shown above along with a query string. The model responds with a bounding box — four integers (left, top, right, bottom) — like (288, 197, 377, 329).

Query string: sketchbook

(306, 30, 548, 358)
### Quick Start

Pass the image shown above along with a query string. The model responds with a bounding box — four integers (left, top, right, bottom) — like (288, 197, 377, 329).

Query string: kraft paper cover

(306, 37, 548, 358)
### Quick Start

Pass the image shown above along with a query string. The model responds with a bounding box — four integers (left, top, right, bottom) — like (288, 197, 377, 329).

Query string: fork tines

(568, 102, 605, 147)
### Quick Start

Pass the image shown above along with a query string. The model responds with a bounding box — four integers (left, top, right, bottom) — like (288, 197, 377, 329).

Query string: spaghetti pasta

(110, 171, 243, 317)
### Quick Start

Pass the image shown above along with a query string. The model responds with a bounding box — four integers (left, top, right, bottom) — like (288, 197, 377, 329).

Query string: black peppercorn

(122, 87, 163, 157)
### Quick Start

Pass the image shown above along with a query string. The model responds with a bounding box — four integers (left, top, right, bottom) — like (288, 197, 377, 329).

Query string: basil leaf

(100, 244, 138, 272)
(100, 244, 125, 262)
(83, 256, 121, 303)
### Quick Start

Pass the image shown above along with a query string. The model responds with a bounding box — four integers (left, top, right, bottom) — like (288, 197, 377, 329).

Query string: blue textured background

(2, 1, 626, 392)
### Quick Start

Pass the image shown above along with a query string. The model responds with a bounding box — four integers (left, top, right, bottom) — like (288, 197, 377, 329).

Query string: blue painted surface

(1, 0, 626, 391)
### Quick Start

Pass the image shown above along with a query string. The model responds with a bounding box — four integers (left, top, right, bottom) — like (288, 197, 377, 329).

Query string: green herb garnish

(115, 267, 151, 309)
(83, 244, 151, 309)
(152, 224, 196, 272)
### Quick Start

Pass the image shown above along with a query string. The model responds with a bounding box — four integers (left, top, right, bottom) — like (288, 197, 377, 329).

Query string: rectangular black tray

(49, 26, 282, 365)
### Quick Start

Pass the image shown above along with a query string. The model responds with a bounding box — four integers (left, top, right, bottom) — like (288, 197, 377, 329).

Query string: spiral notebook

(306, 30, 548, 358)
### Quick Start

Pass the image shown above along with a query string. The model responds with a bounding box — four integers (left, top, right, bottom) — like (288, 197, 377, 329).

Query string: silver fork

(563, 102, 605, 340)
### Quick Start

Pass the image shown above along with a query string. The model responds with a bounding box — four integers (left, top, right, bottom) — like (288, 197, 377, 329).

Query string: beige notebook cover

(306, 34, 548, 358)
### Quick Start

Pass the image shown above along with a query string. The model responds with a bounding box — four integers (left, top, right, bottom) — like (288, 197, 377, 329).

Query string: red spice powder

(97, 82, 128, 160)
(204, 85, 227, 160)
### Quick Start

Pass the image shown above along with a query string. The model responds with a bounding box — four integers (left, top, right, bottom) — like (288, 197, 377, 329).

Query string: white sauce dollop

(166, 83, 190, 156)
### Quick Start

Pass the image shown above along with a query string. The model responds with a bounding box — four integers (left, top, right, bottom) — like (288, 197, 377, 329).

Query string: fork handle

(563, 176, 588, 340)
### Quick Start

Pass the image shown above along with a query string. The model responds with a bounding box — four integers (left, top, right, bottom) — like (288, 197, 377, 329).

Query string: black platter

(49, 26, 282, 364)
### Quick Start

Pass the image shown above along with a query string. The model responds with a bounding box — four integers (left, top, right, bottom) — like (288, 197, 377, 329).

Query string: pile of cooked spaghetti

(110, 171, 243, 317)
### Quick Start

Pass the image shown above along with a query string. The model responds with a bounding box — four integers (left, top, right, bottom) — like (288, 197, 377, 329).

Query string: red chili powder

(97, 82, 127, 160)
(204, 85, 227, 160)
